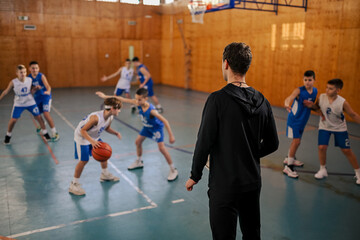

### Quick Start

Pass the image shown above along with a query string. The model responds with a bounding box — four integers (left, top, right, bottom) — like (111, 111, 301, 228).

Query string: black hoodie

(190, 84, 279, 193)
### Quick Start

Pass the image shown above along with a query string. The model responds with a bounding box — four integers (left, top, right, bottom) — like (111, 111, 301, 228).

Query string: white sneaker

(355, 175, 360, 185)
(167, 168, 178, 181)
(283, 157, 304, 167)
(100, 172, 120, 182)
(69, 181, 86, 195)
(128, 160, 144, 170)
(283, 166, 299, 178)
(314, 168, 328, 179)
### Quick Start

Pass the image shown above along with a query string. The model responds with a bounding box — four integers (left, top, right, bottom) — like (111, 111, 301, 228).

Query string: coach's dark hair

(29, 61, 39, 66)
(304, 70, 315, 79)
(104, 97, 122, 110)
(223, 42, 252, 75)
(327, 78, 343, 89)
(132, 56, 139, 62)
(136, 88, 148, 97)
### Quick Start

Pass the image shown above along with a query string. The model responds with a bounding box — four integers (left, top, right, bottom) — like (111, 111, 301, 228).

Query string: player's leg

(315, 130, 331, 179)
(34, 113, 51, 141)
(125, 89, 136, 113)
(158, 141, 178, 181)
(283, 126, 301, 178)
(4, 106, 25, 144)
(128, 134, 146, 170)
(147, 83, 163, 113)
(99, 160, 120, 182)
(335, 131, 360, 184)
(42, 97, 59, 141)
(69, 142, 90, 195)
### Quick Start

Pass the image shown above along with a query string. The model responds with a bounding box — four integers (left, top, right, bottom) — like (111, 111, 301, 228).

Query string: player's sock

(320, 165, 326, 170)
(102, 168, 109, 174)
(6, 132, 12, 137)
(42, 129, 48, 135)
(169, 164, 175, 171)
(354, 168, 360, 177)
(73, 177, 80, 184)
(51, 127, 57, 135)
(156, 104, 162, 108)
(287, 157, 295, 165)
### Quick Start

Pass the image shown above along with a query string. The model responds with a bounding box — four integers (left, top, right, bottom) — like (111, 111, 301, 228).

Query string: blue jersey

(29, 72, 50, 99)
(287, 86, 317, 129)
(137, 64, 153, 85)
(138, 103, 163, 129)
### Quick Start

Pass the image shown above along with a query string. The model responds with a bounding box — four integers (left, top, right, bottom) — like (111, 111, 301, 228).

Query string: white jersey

(74, 110, 113, 145)
(12, 77, 36, 107)
(318, 93, 347, 132)
(115, 67, 134, 90)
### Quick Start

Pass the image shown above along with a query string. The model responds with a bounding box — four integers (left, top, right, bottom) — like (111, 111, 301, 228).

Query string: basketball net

(188, 0, 207, 24)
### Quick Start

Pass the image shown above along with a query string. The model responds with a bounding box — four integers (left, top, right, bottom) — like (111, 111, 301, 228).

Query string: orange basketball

(92, 142, 112, 162)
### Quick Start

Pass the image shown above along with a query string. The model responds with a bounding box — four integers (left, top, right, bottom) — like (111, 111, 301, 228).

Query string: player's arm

(41, 75, 51, 95)
(343, 101, 360, 124)
(284, 88, 300, 112)
(105, 122, 122, 140)
(95, 91, 136, 105)
(139, 67, 151, 88)
(150, 109, 175, 144)
(0, 81, 14, 101)
(101, 67, 122, 82)
(80, 115, 102, 148)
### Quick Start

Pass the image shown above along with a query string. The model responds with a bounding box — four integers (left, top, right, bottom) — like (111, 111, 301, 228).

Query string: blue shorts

(74, 139, 102, 161)
(35, 95, 52, 114)
(318, 130, 350, 149)
(142, 81, 154, 97)
(12, 105, 40, 119)
(286, 125, 304, 139)
(115, 88, 130, 96)
(139, 127, 164, 142)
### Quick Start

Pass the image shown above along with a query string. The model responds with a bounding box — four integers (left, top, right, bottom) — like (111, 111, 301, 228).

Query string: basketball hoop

(188, 0, 207, 24)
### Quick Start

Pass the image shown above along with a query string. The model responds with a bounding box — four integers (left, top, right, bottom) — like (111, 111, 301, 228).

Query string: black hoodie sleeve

(258, 101, 279, 158)
(190, 93, 218, 183)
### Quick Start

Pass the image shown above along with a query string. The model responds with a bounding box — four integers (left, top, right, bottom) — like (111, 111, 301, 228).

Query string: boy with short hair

(96, 88, 178, 181)
(132, 57, 163, 113)
(283, 70, 317, 178)
(69, 97, 122, 196)
(28, 61, 59, 141)
(0, 64, 51, 144)
(101, 58, 136, 113)
(313, 79, 360, 184)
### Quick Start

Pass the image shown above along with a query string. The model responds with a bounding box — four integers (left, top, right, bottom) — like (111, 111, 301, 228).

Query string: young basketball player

(0, 65, 51, 145)
(283, 70, 317, 178)
(69, 98, 122, 196)
(28, 61, 59, 141)
(101, 58, 136, 113)
(96, 88, 178, 181)
(311, 79, 360, 185)
(132, 57, 163, 113)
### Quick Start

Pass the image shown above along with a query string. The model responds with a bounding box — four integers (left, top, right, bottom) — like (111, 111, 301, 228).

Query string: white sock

(42, 129, 48, 135)
(73, 177, 80, 184)
(102, 168, 109, 174)
(320, 165, 326, 170)
(354, 168, 360, 177)
(169, 164, 175, 171)
(137, 157, 142, 162)
(156, 104, 162, 108)
(6, 132, 12, 137)
(51, 127, 57, 135)
(287, 157, 295, 165)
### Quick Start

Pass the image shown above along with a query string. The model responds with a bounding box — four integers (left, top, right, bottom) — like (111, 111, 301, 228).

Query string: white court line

(6, 105, 158, 238)
(172, 199, 185, 204)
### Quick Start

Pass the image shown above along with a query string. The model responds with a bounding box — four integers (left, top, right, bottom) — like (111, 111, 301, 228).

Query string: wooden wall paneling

(167, 38, 185, 87)
(97, 1, 119, 18)
(97, 38, 121, 87)
(191, 37, 212, 92)
(336, 28, 360, 114)
(14, 0, 43, 13)
(0, 11, 15, 36)
(44, 14, 72, 37)
(341, 0, 360, 28)
(96, 17, 122, 39)
(0, 0, 14, 11)
(16, 37, 46, 71)
(43, 0, 72, 15)
(71, 16, 97, 38)
(72, 38, 98, 87)
(142, 14, 162, 40)
(160, 38, 175, 86)
(71, 0, 97, 17)
(120, 39, 142, 60)
(0, 37, 17, 89)
(123, 17, 140, 39)
(44, 38, 73, 88)
(15, 13, 45, 37)
(143, 39, 161, 84)
(209, 37, 227, 91)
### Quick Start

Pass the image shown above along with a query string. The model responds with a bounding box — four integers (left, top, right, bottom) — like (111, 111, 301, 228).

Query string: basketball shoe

(283, 165, 299, 178)
(283, 157, 304, 167)
(314, 168, 328, 179)
(69, 181, 86, 195)
(43, 133, 51, 142)
(51, 133, 60, 142)
(3, 135, 11, 145)
(128, 160, 144, 170)
(100, 172, 120, 182)
(167, 168, 178, 181)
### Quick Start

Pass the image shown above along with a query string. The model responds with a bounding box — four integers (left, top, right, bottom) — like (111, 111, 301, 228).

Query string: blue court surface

(0, 85, 359, 240)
